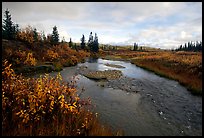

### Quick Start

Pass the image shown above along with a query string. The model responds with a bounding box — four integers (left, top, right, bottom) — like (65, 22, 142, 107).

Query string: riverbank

(71, 58, 202, 136)
(100, 51, 202, 95)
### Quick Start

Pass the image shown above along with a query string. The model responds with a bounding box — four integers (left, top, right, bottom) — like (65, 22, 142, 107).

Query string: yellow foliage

(45, 49, 59, 62)
(24, 52, 37, 66)
(16, 26, 35, 45)
(2, 61, 90, 135)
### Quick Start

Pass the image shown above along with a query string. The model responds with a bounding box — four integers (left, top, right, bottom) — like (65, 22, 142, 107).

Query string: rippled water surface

(36, 58, 202, 136)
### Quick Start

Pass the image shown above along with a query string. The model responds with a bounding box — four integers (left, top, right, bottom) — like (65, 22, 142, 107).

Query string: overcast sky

(2, 2, 202, 49)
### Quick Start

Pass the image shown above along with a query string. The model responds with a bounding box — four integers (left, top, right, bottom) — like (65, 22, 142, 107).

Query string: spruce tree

(2, 9, 17, 40)
(74, 43, 78, 51)
(51, 26, 59, 45)
(69, 38, 73, 48)
(184, 43, 187, 51)
(33, 28, 38, 42)
(81, 34, 86, 49)
(133, 43, 138, 51)
(93, 33, 99, 52)
(88, 32, 94, 51)
(179, 45, 182, 51)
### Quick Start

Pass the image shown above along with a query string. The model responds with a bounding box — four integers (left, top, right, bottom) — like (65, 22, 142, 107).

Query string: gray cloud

(2, 2, 202, 49)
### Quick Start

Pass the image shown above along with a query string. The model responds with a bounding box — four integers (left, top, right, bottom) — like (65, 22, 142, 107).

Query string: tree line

(2, 9, 99, 53)
(175, 41, 202, 52)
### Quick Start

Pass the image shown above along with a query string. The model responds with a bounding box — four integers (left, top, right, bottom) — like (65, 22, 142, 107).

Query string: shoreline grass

(131, 59, 202, 95)
(101, 51, 202, 95)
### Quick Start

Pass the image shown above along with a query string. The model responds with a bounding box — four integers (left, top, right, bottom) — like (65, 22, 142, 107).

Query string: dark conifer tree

(69, 38, 73, 48)
(179, 45, 182, 51)
(140, 46, 142, 51)
(51, 26, 59, 45)
(133, 43, 136, 51)
(74, 43, 78, 51)
(88, 32, 94, 51)
(133, 43, 138, 51)
(2, 9, 18, 40)
(184, 43, 187, 51)
(81, 34, 86, 49)
(176, 41, 202, 52)
(93, 33, 99, 52)
(33, 28, 38, 42)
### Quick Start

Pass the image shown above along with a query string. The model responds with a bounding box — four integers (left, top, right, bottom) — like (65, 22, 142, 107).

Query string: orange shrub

(16, 26, 35, 45)
(9, 50, 27, 67)
(24, 52, 37, 66)
(2, 60, 107, 136)
(43, 44, 90, 66)
(45, 49, 59, 62)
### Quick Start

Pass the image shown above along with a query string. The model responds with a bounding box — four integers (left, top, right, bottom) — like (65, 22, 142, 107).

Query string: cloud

(2, 2, 202, 49)
(2, 2, 90, 21)
(125, 18, 202, 49)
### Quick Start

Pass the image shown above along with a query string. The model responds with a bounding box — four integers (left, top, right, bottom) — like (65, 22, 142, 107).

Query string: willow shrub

(2, 60, 118, 136)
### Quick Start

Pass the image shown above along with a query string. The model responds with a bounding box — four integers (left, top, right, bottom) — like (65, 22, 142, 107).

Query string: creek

(34, 58, 202, 136)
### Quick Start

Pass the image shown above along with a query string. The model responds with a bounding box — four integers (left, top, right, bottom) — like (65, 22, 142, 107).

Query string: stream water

(34, 58, 202, 136)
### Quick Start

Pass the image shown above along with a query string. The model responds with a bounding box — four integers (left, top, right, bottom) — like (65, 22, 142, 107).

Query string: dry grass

(101, 50, 202, 95)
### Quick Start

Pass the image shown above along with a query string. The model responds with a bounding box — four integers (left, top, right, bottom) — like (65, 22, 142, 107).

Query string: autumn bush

(3, 24, 90, 70)
(43, 44, 90, 67)
(24, 52, 37, 66)
(16, 26, 42, 46)
(2, 60, 120, 136)
(6, 49, 37, 67)
(11, 50, 27, 67)
(44, 49, 59, 62)
(52, 62, 63, 72)
(2, 38, 90, 76)
(16, 26, 35, 46)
